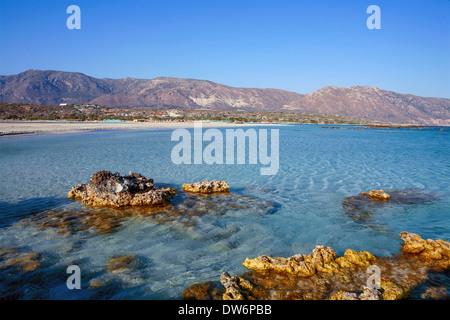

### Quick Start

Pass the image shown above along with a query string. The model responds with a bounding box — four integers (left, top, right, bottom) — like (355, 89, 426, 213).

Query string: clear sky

(0, 0, 449, 98)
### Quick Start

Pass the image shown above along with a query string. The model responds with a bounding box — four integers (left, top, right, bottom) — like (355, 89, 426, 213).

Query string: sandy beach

(0, 121, 273, 136)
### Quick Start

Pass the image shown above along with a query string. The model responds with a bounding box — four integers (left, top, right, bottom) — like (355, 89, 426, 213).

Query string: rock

(399, 232, 450, 269)
(329, 291, 359, 300)
(89, 278, 104, 289)
(0, 248, 40, 272)
(24, 191, 276, 236)
(220, 272, 245, 300)
(89, 171, 153, 195)
(20, 209, 128, 235)
(184, 232, 449, 300)
(182, 282, 224, 300)
(182, 180, 230, 193)
(380, 277, 408, 300)
(68, 171, 176, 207)
(107, 255, 138, 274)
(89, 254, 145, 289)
(330, 287, 381, 300)
(361, 189, 390, 200)
(343, 189, 439, 229)
(420, 287, 447, 300)
(242, 245, 375, 276)
(335, 249, 377, 268)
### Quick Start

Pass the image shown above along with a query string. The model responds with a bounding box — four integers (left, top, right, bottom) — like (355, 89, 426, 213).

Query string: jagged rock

(220, 272, 245, 300)
(352, 286, 382, 300)
(399, 232, 450, 269)
(68, 171, 176, 207)
(361, 190, 390, 200)
(330, 287, 381, 300)
(183, 232, 449, 300)
(242, 245, 375, 276)
(182, 282, 224, 300)
(335, 249, 377, 268)
(329, 291, 359, 300)
(182, 180, 230, 193)
(380, 277, 408, 300)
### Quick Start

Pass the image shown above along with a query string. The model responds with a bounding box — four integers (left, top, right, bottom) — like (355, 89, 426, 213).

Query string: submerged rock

(68, 171, 176, 207)
(0, 247, 40, 272)
(89, 254, 146, 290)
(21, 191, 277, 236)
(183, 232, 450, 300)
(342, 189, 439, 228)
(420, 287, 448, 300)
(182, 180, 230, 193)
(107, 255, 138, 274)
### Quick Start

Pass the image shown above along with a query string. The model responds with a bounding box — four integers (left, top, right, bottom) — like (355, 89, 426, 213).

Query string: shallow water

(0, 124, 449, 299)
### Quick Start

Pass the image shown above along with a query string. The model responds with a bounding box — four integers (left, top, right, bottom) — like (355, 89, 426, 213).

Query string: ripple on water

(0, 125, 449, 299)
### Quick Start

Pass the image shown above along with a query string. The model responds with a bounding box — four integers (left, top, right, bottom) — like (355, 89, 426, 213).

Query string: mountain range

(1, 69, 448, 125)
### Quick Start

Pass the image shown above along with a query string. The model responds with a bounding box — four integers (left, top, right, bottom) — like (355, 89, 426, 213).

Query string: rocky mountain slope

(1, 70, 448, 125)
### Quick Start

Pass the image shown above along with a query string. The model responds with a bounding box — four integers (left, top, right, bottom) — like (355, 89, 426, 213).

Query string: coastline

(1, 120, 446, 137)
(0, 120, 280, 137)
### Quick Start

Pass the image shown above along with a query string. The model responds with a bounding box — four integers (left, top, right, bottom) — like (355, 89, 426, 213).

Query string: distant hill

(1, 69, 448, 125)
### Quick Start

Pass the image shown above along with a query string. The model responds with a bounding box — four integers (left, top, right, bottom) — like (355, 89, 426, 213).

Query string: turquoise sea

(0, 124, 449, 299)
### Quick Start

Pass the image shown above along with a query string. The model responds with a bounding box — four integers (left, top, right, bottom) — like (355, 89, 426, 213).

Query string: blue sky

(0, 0, 449, 98)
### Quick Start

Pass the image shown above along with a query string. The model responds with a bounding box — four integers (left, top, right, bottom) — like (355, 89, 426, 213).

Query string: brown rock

(220, 272, 245, 300)
(242, 245, 373, 276)
(330, 287, 381, 300)
(380, 277, 407, 300)
(183, 232, 449, 301)
(399, 232, 450, 269)
(182, 180, 230, 193)
(420, 287, 447, 300)
(343, 189, 439, 230)
(89, 278, 104, 289)
(107, 255, 137, 273)
(182, 282, 224, 300)
(68, 171, 176, 207)
(361, 189, 390, 200)
(0, 248, 40, 272)
(336, 249, 376, 268)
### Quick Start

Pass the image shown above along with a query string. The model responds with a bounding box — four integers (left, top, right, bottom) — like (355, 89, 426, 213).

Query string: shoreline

(0, 120, 281, 137)
(1, 120, 446, 137)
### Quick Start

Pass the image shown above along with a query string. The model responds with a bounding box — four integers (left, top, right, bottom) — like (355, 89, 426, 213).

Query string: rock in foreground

(182, 180, 230, 193)
(68, 170, 175, 207)
(242, 246, 376, 277)
(400, 232, 450, 269)
(183, 232, 450, 300)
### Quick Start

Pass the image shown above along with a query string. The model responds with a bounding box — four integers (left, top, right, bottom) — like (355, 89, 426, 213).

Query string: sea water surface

(0, 124, 449, 299)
